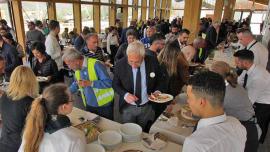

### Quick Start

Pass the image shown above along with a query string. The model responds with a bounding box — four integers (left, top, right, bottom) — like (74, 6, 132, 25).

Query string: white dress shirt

(19, 127, 86, 152)
(183, 114, 246, 152)
(45, 32, 64, 69)
(124, 60, 148, 106)
(106, 33, 119, 54)
(246, 40, 268, 68)
(238, 64, 270, 105)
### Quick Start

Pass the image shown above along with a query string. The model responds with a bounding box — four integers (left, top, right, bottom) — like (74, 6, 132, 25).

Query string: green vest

(75, 58, 114, 107)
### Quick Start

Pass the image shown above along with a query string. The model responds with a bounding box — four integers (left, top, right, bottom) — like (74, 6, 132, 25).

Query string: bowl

(98, 130, 122, 150)
(86, 143, 105, 152)
(119, 123, 142, 142)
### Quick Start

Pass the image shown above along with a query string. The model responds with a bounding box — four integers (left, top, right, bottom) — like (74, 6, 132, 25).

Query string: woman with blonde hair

(19, 83, 86, 152)
(210, 61, 259, 152)
(0, 66, 39, 152)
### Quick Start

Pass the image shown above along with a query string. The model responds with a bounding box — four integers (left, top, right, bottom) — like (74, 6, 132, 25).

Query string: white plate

(148, 94, 173, 103)
(119, 123, 142, 143)
(98, 130, 122, 150)
(86, 143, 105, 152)
(37, 76, 48, 82)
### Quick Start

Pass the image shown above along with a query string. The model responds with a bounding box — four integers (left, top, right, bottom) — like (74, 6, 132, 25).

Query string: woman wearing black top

(0, 66, 39, 152)
(31, 42, 58, 92)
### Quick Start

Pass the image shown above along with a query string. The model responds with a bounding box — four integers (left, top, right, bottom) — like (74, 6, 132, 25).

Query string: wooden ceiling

(249, 0, 269, 5)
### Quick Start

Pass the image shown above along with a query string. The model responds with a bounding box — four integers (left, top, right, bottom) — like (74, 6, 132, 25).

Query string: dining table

(68, 107, 183, 152)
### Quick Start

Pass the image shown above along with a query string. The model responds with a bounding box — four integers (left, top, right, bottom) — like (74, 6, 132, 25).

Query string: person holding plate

(113, 41, 166, 132)
(31, 42, 59, 92)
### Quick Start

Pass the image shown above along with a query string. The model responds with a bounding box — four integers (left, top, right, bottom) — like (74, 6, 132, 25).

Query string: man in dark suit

(205, 21, 221, 56)
(113, 41, 166, 131)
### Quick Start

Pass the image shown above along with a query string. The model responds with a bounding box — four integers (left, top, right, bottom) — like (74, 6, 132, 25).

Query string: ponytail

(23, 97, 47, 152)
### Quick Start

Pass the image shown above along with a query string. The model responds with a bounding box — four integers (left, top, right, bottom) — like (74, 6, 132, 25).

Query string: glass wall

(138, 8, 142, 21)
(100, 5, 109, 33)
(116, 0, 122, 4)
(0, 2, 12, 27)
(81, 4, 94, 28)
(56, 3, 74, 35)
(128, 7, 132, 26)
(21, 1, 48, 32)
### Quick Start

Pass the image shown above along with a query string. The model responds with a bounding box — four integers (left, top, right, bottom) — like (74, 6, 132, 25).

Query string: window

(250, 11, 267, 35)
(138, 8, 142, 20)
(128, 7, 133, 26)
(56, 3, 74, 35)
(0, 2, 12, 27)
(200, 10, 214, 18)
(147, 0, 149, 7)
(100, 0, 109, 3)
(128, 0, 133, 5)
(100, 5, 109, 33)
(138, 0, 142, 6)
(234, 11, 242, 21)
(116, 0, 122, 4)
(22, 1, 48, 32)
(81, 0, 93, 2)
(81, 4, 94, 28)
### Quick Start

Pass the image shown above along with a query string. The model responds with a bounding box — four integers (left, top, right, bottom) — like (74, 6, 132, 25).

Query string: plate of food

(148, 93, 173, 103)
(36, 76, 48, 82)
(74, 121, 101, 143)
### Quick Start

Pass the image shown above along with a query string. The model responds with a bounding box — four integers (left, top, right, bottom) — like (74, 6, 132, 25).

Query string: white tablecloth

(149, 102, 193, 145)
(68, 107, 182, 152)
(205, 49, 235, 68)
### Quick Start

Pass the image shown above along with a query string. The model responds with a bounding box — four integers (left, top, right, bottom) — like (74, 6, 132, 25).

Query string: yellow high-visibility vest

(75, 58, 114, 107)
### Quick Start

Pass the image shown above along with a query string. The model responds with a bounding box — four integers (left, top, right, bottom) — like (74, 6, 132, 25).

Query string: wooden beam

(122, 0, 128, 28)
(48, 1, 57, 20)
(73, 0, 82, 33)
(132, 0, 138, 21)
(141, 0, 147, 21)
(155, 0, 161, 18)
(160, 0, 167, 19)
(183, 0, 202, 43)
(11, 0, 25, 49)
(165, 0, 171, 20)
(149, 0, 154, 19)
(93, 0, 100, 33)
(109, 0, 116, 26)
(223, 0, 236, 21)
(213, 0, 224, 22)
(250, 0, 269, 5)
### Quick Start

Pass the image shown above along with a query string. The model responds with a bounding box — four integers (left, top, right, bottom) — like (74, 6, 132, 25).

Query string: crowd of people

(0, 14, 269, 152)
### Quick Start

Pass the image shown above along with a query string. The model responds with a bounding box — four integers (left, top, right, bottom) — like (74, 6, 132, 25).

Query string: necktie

(243, 73, 248, 88)
(135, 67, 142, 106)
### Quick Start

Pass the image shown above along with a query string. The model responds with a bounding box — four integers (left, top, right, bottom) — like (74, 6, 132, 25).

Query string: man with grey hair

(63, 47, 114, 120)
(236, 28, 268, 68)
(113, 41, 166, 131)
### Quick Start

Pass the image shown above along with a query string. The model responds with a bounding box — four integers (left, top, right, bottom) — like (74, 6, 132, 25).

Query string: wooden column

(161, 0, 167, 19)
(73, 0, 82, 33)
(165, 0, 171, 20)
(213, 0, 224, 22)
(122, 0, 128, 28)
(48, 1, 56, 20)
(223, 0, 236, 20)
(156, 0, 161, 18)
(11, 0, 25, 48)
(183, 0, 202, 43)
(132, 0, 138, 21)
(109, 0, 116, 26)
(141, 0, 147, 21)
(149, 0, 154, 19)
(93, 0, 100, 33)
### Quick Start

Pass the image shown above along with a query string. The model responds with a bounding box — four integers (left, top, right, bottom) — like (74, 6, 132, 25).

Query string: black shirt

(0, 94, 33, 152)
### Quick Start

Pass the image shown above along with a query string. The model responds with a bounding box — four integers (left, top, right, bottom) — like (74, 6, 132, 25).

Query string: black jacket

(0, 94, 33, 152)
(113, 55, 167, 112)
(31, 55, 58, 90)
(115, 42, 128, 63)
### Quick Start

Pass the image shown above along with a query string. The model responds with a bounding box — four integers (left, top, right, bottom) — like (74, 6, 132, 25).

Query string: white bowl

(86, 143, 105, 152)
(119, 123, 142, 143)
(98, 130, 122, 150)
